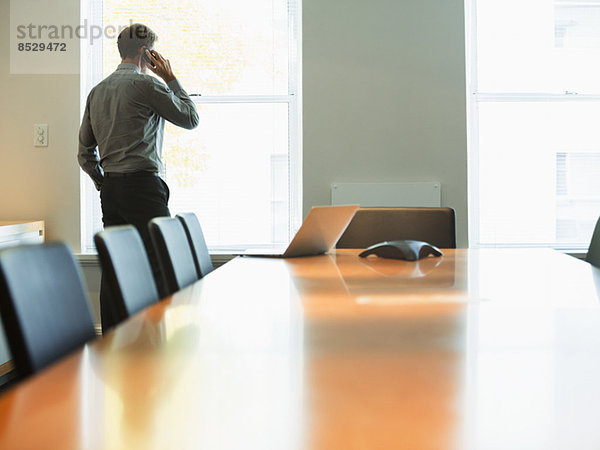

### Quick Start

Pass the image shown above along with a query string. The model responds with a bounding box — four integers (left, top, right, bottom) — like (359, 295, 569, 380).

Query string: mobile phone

(143, 49, 156, 68)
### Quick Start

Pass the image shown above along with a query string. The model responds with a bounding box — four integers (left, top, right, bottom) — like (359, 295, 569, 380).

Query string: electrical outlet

(34, 124, 48, 147)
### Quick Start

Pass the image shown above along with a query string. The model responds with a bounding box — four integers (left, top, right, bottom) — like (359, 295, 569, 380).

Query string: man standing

(78, 23, 198, 332)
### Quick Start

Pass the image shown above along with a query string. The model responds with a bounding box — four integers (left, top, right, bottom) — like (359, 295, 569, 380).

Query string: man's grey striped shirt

(78, 63, 199, 190)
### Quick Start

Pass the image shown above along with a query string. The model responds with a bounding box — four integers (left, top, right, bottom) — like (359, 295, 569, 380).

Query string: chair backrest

(0, 243, 96, 377)
(148, 217, 199, 295)
(336, 207, 457, 249)
(586, 216, 600, 268)
(94, 226, 160, 322)
(176, 213, 213, 279)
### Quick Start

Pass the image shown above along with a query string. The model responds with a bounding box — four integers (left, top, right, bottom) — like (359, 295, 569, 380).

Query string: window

(467, 0, 600, 249)
(80, 0, 302, 252)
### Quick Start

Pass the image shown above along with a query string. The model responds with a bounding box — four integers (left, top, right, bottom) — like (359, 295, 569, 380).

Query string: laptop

(242, 205, 359, 258)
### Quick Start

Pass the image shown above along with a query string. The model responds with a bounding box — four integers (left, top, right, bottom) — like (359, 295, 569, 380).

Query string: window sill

(75, 252, 235, 269)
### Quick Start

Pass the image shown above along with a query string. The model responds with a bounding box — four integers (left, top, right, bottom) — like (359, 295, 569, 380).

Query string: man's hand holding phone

(144, 49, 176, 84)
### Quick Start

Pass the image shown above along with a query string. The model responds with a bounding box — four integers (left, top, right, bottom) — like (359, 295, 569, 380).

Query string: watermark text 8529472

(17, 42, 67, 52)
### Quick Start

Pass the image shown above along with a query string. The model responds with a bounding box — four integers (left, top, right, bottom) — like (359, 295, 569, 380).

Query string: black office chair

(0, 243, 96, 378)
(94, 226, 160, 325)
(176, 213, 213, 279)
(586, 216, 600, 268)
(148, 217, 199, 295)
(336, 207, 457, 249)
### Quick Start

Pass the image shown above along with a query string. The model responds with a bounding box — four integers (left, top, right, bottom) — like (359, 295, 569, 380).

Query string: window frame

(79, 0, 302, 254)
(466, 0, 600, 250)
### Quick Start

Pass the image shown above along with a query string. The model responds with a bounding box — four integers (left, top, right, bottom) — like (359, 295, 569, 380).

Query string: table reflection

(285, 251, 468, 449)
(84, 260, 306, 450)
(463, 249, 600, 449)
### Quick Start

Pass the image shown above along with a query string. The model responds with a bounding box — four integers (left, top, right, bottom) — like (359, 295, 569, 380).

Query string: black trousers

(99, 173, 170, 333)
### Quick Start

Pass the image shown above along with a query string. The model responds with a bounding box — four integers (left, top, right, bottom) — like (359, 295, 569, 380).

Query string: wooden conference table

(1, 248, 600, 449)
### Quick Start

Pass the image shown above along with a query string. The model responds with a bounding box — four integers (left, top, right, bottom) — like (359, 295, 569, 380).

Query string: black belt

(104, 171, 158, 178)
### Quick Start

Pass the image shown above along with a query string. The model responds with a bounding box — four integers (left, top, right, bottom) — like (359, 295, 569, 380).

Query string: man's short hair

(117, 23, 157, 59)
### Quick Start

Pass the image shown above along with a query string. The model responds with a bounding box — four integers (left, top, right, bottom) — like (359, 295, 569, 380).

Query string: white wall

(0, 0, 81, 251)
(303, 0, 468, 246)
